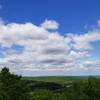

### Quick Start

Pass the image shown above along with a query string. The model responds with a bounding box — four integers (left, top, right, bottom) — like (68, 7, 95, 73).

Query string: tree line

(0, 67, 100, 100)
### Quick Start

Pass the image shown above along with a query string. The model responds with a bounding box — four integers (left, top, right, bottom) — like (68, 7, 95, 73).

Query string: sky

(0, 0, 100, 76)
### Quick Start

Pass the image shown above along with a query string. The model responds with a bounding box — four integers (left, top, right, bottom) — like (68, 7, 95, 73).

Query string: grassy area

(22, 76, 89, 84)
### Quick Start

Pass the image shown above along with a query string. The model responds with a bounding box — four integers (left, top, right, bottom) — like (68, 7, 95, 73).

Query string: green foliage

(30, 89, 69, 100)
(23, 76, 88, 84)
(84, 77, 100, 100)
(0, 67, 30, 100)
(29, 76, 100, 100)
(0, 67, 100, 100)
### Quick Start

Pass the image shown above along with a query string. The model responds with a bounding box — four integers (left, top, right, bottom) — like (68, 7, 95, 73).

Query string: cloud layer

(0, 19, 100, 76)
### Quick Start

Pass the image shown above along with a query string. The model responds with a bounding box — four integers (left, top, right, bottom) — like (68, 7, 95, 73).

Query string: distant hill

(23, 76, 100, 84)
(22, 76, 100, 84)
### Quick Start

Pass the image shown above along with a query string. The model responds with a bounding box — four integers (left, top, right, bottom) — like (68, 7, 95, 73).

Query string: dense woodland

(0, 67, 100, 100)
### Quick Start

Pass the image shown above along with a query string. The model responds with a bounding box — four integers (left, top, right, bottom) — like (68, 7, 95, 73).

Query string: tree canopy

(0, 67, 30, 100)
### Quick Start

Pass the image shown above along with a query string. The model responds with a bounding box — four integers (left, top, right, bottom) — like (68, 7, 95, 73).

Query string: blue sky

(0, 0, 100, 76)
(1, 0, 100, 33)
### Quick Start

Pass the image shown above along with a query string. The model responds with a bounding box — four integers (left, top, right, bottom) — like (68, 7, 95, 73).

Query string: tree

(84, 76, 100, 100)
(0, 67, 30, 100)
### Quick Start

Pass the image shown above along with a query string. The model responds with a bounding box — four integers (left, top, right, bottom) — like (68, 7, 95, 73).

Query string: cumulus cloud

(0, 19, 100, 75)
(41, 19, 59, 30)
(71, 31, 100, 50)
(80, 60, 100, 71)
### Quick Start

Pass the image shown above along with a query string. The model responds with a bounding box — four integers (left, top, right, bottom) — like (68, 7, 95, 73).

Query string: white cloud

(71, 31, 100, 50)
(41, 19, 59, 30)
(0, 19, 100, 75)
(80, 60, 100, 71)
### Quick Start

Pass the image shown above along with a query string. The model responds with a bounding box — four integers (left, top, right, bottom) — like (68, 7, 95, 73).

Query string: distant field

(22, 76, 91, 84)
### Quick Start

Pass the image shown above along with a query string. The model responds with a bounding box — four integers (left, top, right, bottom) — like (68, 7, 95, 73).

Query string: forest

(0, 67, 100, 100)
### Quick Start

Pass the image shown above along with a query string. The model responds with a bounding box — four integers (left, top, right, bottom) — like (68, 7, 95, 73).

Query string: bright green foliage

(30, 77, 100, 100)
(30, 89, 68, 100)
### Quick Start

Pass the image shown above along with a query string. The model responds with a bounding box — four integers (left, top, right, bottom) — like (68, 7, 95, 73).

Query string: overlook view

(0, 0, 100, 100)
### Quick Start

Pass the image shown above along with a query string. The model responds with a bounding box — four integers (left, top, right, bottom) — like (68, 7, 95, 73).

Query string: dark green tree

(84, 76, 100, 100)
(0, 67, 30, 100)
